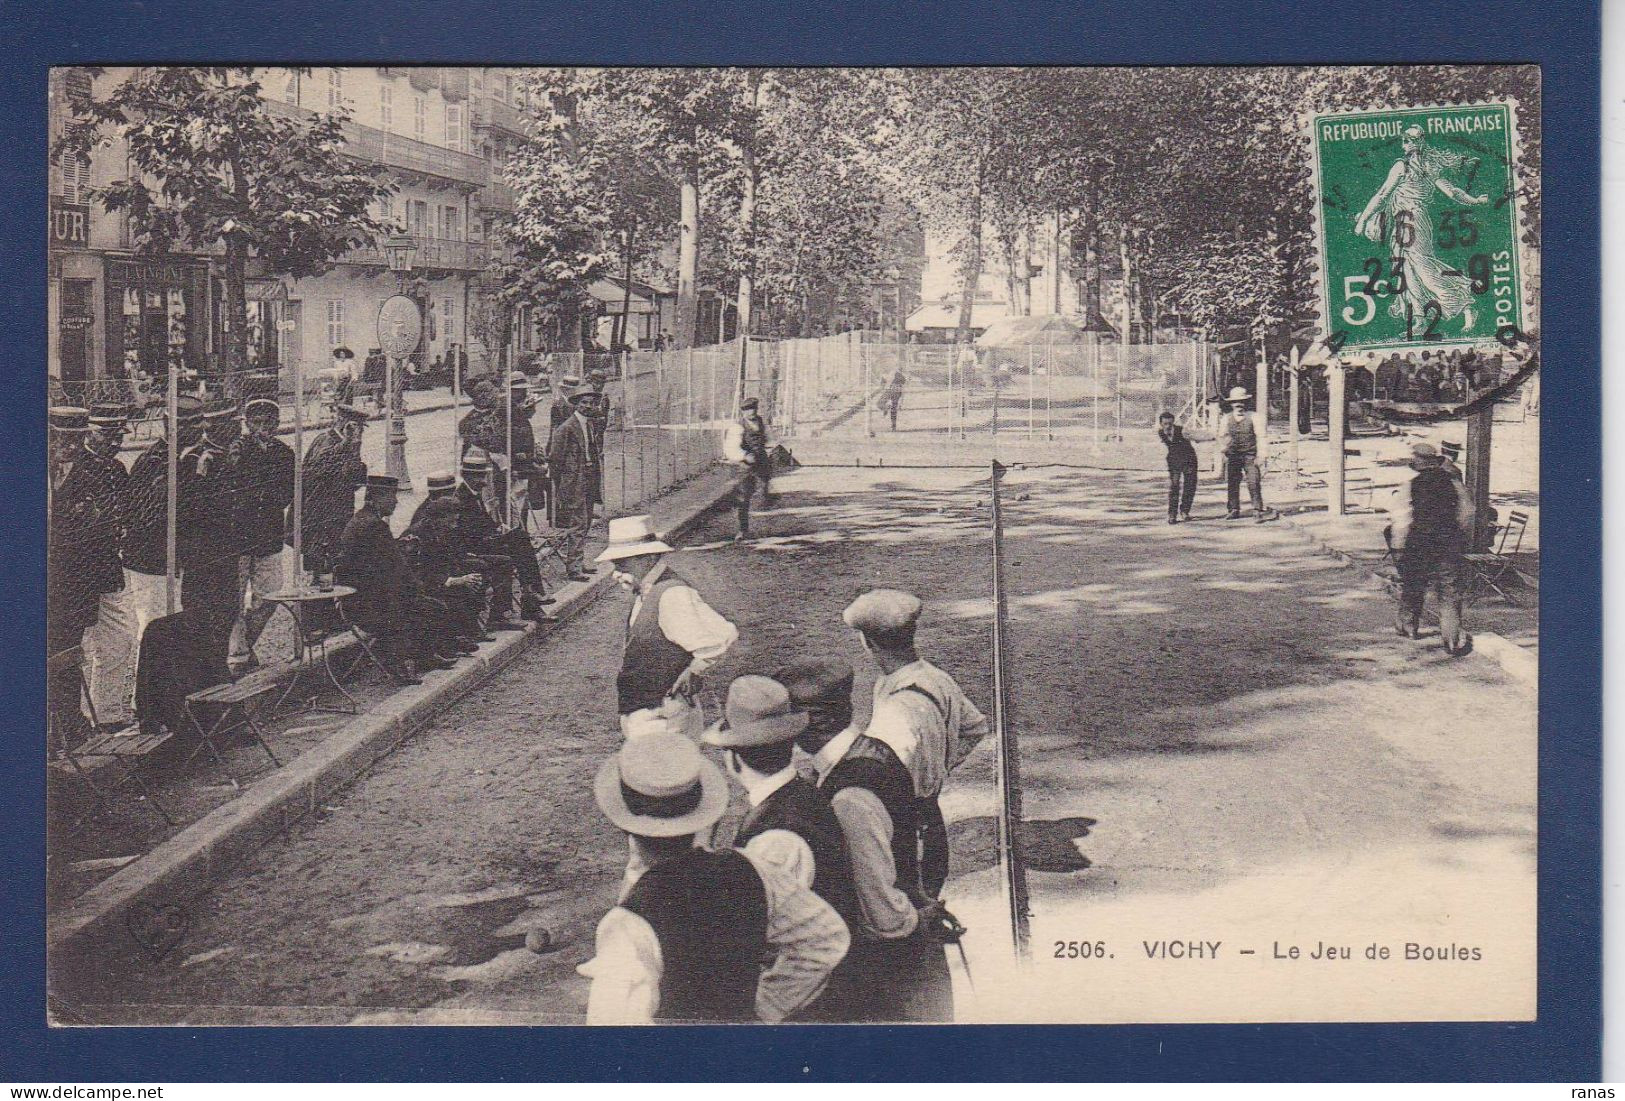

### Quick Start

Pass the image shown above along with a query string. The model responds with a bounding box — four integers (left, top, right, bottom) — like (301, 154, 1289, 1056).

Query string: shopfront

(103, 256, 211, 383)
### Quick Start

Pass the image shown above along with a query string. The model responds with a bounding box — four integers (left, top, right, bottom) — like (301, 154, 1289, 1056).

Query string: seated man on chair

(456, 449, 554, 625)
(401, 494, 490, 653)
(335, 475, 456, 683)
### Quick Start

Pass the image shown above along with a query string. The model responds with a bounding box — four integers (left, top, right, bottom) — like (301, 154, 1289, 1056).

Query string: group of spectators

(47, 365, 618, 739)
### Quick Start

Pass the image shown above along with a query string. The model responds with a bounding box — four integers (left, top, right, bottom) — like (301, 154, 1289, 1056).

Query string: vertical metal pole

(504, 373, 514, 527)
(165, 363, 179, 615)
(1288, 346, 1301, 481)
(989, 459, 1031, 961)
(1027, 344, 1035, 438)
(1253, 335, 1269, 449)
(619, 356, 629, 514)
(863, 344, 873, 438)
(292, 353, 304, 582)
(450, 355, 461, 489)
(1092, 342, 1100, 449)
(1328, 363, 1347, 516)
(1466, 406, 1494, 552)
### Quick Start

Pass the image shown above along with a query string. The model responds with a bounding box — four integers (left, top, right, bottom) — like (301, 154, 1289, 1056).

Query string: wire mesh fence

(775, 338, 1217, 445)
(46, 353, 730, 747)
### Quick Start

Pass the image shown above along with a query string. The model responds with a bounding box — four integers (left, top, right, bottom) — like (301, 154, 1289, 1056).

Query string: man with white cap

(580, 731, 848, 1023)
(1215, 387, 1273, 522)
(597, 514, 738, 740)
(844, 588, 988, 901)
(704, 676, 861, 937)
(1385, 441, 1476, 655)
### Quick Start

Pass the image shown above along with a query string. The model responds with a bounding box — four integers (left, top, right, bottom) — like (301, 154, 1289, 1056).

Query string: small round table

(266, 585, 358, 716)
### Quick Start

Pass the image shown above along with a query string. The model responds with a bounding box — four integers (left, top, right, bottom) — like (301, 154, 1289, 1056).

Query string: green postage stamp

(1311, 101, 1524, 355)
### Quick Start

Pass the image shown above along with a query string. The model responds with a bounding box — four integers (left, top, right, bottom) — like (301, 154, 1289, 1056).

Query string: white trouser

(79, 587, 137, 726)
(122, 567, 180, 712)
(228, 551, 286, 663)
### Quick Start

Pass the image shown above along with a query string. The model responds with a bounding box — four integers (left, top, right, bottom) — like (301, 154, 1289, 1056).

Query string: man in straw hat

(1215, 386, 1273, 522)
(226, 397, 295, 675)
(597, 514, 737, 740)
(1385, 441, 1476, 655)
(778, 656, 954, 1022)
(546, 381, 599, 580)
(704, 676, 861, 942)
(844, 588, 988, 902)
(549, 373, 581, 432)
(67, 403, 138, 726)
(117, 394, 207, 709)
(580, 731, 848, 1023)
(455, 448, 553, 625)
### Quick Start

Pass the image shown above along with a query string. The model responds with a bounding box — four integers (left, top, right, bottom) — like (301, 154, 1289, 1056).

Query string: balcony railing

(263, 98, 488, 189)
(341, 235, 490, 272)
(480, 180, 516, 213)
(472, 96, 528, 137)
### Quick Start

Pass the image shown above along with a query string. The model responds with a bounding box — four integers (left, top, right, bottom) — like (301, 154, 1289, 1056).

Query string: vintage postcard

(44, 62, 1540, 1027)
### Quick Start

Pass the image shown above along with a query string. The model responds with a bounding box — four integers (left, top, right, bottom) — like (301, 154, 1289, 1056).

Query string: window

(375, 194, 395, 228)
(326, 68, 344, 111)
(326, 300, 345, 351)
(283, 69, 299, 104)
(59, 150, 92, 203)
(379, 83, 394, 130)
(445, 103, 463, 151)
(407, 199, 428, 235)
(442, 298, 454, 341)
(442, 205, 461, 241)
(413, 96, 426, 140)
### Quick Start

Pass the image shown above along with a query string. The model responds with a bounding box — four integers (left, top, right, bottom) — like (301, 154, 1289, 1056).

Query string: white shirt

(628, 560, 738, 677)
(866, 660, 991, 799)
(580, 838, 847, 1024)
(741, 764, 798, 809)
(812, 726, 919, 941)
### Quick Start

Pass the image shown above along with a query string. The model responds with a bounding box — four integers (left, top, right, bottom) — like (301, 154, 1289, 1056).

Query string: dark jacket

(453, 483, 503, 554)
(1158, 424, 1199, 470)
(120, 437, 203, 576)
(736, 776, 861, 928)
(293, 428, 367, 553)
(546, 412, 596, 521)
(334, 505, 411, 630)
(231, 433, 295, 557)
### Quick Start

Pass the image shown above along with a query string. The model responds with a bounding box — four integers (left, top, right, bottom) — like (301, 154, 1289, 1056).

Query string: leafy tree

(63, 66, 392, 393)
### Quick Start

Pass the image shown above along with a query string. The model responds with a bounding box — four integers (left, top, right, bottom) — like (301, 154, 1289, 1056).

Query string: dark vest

(821, 735, 922, 903)
(617, 572, 698, 714)
(739, 416, 767, 462)
(736, 777, 861, 927)
(1224, 416, 1258, 455)
(620, 848, 769, 1022)
(1407, 467, 1465, 552)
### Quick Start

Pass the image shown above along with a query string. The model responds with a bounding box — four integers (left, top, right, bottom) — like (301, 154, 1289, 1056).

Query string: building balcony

(480, 180, 516, 213)
(471, 96, 528, 137)
(263, 98, 489, 190)
(340, 235, 490, 273)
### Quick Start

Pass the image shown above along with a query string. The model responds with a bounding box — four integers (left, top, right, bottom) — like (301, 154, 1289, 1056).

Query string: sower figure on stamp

(1216, 387, 1273, 522)
(227, 398, 294, 675)
(545, 383, 598, 581)
(779, 657, 954, 1023)
(704, 676, 862, 1022)
(597, 514, 738, 742)
(293, 403, 368, 578)
(723, 396, 774, 542)
(1157, 411, 1199, 524)
(1385, 442, 1476, 656)
(579, 732, 848, 1024)
(845, 589, 988, 901)
(69, 404, 136, 729)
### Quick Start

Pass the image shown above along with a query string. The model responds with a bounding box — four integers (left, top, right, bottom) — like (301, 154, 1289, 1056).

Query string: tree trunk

(954, 158, 986, 346)
(1050, 207, 1064, 315)
(616, 216, 637, 349)
(223, 150, 251, 404)
(1021, 228, 1035, 317)
(735, 72, 762, 345)
(1001, 229, 1021, 322)
(675, 143, 700, 349)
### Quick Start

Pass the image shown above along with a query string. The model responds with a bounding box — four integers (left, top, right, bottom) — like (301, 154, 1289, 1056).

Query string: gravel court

(51, 461, 1534, 1025)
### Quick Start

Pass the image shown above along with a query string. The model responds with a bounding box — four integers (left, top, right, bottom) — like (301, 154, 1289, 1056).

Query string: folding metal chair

(48, 647, 175, 827)
(183, 679, 282, 786)
(1464, 509, 1530, 607)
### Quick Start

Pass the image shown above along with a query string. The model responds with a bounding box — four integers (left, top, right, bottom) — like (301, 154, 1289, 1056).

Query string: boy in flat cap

(779, 656, 953, 1022)
(844, 588, 989, 900)
(580, 732, 848, 1023)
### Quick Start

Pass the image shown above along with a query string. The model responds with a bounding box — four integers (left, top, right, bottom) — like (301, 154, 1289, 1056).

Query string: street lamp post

(382, 236, 419, 484)
(379, 235, 422, 485)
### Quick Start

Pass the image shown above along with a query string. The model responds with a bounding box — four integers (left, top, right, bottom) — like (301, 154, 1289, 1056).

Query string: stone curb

(48, 468, 739, 960)
(1271, 507, 1537, 689)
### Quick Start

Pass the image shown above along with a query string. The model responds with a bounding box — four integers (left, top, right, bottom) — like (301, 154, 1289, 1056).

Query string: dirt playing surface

(51, 462, 1534, 1025)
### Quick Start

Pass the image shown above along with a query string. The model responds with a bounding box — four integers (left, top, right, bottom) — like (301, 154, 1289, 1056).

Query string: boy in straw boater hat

(579, 731, 847, 1024)
(596, 514, 737, 740)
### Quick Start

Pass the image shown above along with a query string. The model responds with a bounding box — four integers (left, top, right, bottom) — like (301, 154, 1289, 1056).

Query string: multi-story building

(46, 65, 529, 393)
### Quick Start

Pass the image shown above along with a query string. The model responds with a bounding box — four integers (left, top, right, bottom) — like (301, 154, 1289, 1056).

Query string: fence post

(165, 362, 179, 615)
(619, 356, 629, 514)
(1091, 342, 1101, 451)
(292, 353, 304, 583)
(504, 367, 514, 528)
(1027, 344, 1035, 439)
(862, 344, 873, 438)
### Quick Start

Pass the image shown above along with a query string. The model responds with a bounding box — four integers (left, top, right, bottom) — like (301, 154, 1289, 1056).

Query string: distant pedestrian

(723, 397, 774, 541)
(545, 383, 598, 579)
(1215, 387, 1271, 522)
(1385, 442, 1476, 655)
(580, 732, 848, 1024)
(881, 369, 906, 431)
(1157, 412, 1199, 524)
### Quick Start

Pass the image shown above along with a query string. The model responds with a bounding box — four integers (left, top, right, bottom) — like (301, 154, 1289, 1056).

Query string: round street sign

(377, 294, 422, 358)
